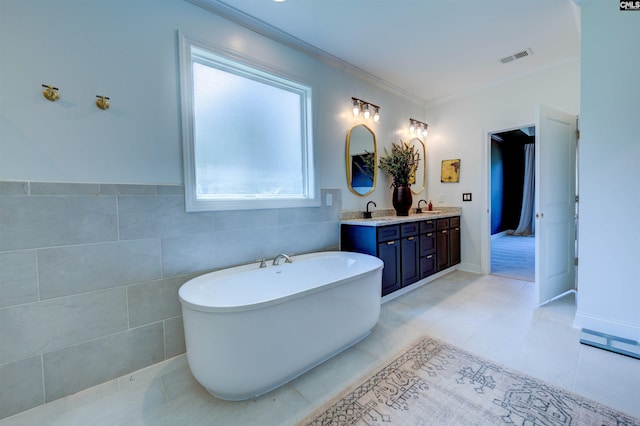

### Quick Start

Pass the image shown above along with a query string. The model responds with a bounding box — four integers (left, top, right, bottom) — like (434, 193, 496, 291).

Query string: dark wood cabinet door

(436, 229, 450, 271)
(450, 226, 461, 266)
(401, 236, 420, 286)
(378, 240, 401, 296)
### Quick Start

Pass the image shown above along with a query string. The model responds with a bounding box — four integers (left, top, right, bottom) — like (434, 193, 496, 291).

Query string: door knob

(535, 212, 544, 219)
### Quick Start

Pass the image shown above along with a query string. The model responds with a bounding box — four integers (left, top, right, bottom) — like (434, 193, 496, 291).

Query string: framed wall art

(441, 159, 460, 183)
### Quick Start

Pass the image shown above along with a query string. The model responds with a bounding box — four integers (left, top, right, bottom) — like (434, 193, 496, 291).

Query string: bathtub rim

(178, 251, 383, 314)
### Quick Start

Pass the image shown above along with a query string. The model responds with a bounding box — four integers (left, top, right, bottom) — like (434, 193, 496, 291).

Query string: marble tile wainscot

(0, 181, 341, 419)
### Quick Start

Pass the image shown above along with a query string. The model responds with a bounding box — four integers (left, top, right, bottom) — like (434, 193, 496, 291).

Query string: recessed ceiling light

(274, 0, 286, 2)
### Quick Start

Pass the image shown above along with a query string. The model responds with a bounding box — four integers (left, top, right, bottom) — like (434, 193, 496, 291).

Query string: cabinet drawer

(436, 218, 450, 230)
(420, 219, 436, 233)
(420, 254, 436, 279)
(377, 225, 400, 242)
(401, 222, 419, 237)
(449, 216, 460, 227)
(420, 232, 436, 255)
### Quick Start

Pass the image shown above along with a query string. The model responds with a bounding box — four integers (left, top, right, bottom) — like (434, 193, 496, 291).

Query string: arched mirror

(410, 137, 426, 195)
(346, 124, 377, 196)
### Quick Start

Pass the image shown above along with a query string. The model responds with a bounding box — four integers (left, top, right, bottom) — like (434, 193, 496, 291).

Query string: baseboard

(456, 262, 482, 274)
(381, 267, 457, 304)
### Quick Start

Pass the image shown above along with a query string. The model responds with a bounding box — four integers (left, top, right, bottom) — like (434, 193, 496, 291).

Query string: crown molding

(185, 0, 427, 106)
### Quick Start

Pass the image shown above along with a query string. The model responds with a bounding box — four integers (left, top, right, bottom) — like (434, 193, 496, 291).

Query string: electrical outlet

(463, 193, 472, 202)
(326, 193, 332, 206)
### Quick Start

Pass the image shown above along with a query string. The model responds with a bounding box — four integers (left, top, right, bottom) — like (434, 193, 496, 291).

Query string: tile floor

(2, 271, 639, 425)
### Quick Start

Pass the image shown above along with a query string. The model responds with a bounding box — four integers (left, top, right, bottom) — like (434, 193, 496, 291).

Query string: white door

(535, 105, 577, 304)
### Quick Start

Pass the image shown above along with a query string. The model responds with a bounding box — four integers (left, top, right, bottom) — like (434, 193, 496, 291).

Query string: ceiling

(190, 0, 581, 105)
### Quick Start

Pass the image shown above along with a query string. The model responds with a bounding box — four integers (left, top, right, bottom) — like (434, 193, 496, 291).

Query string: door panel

(535, 105, 577, 304)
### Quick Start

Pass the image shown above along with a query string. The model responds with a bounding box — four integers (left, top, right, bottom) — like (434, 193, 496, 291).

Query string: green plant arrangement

(377, 141, 421, 187)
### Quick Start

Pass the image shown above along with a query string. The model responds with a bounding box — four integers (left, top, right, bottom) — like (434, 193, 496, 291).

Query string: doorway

(483, 106, 577, 304)
(489, 126, 535, 282)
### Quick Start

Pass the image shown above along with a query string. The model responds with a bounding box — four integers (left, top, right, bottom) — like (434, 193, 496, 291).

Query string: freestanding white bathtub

(178, 251, 383, 401)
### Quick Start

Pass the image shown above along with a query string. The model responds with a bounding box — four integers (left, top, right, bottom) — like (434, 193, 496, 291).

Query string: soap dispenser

(428, 200, 433, 211)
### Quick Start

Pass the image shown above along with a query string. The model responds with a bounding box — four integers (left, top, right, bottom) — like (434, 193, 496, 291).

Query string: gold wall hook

(42, 85, 60, 102)
(96, 95, 110, 110)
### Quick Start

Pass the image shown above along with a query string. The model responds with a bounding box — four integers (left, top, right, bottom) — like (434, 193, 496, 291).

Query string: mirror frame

(410, 137, 427, 195)
(346, 124, 377, 197)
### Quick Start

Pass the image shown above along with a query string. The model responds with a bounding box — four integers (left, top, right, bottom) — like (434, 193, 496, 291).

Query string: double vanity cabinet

(341, 214, 461, 296)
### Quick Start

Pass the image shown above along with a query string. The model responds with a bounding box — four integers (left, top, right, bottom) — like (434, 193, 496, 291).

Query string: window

(179, 33, 317, 211)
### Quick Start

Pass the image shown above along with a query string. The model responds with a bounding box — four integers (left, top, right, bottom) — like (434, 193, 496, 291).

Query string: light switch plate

(462, 193, 472, 201)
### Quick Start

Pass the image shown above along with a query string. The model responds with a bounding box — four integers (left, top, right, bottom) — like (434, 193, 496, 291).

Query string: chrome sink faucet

(272, 254, 292, 265)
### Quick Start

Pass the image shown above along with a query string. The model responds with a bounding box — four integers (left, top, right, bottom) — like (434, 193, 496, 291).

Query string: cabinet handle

(408, 236, 414, 241)
(427, 255, 433, 259)
(455, 227, 460, 231)
(386, 241, 395, 245)
(427, 233, 432, 236)
(442, 230, 448, 234)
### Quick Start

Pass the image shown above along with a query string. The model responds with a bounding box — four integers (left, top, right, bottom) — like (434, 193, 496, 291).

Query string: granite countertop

(340, 207, 461, 227)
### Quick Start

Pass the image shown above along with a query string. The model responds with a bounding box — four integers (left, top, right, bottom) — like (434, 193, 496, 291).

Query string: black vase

(392, 186, 412, 216)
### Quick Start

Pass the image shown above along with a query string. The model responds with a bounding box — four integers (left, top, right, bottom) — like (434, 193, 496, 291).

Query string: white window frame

(178, 32, 318, 211)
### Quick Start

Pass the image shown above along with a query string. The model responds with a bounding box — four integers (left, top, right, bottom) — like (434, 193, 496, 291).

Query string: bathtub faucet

(272, 254, 293, 265)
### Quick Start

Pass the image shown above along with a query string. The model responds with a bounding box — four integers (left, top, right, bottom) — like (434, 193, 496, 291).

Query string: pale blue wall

(574, 0, 640, 341)
(0, 0, 425, 212)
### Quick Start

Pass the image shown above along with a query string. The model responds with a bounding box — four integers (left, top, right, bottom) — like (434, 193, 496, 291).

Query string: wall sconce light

(42, 84, 60, 102)
(409, 118, 429, 137)
(351, 97, 381, 123)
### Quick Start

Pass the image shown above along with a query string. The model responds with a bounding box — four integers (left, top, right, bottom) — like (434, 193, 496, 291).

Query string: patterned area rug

(298, 336, 639, 426)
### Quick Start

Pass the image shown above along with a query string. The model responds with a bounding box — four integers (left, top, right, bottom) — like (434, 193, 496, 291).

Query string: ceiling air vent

(499, 48, 533, 64)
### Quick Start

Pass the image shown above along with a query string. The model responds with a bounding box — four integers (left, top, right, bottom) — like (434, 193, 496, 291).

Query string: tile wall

(0, 181, 341, 419)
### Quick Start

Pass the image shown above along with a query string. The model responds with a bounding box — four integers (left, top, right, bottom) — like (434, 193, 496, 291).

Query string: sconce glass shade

(373, 107, 380, 122)
(363, 104, 370, 119)
(352, 99, 360, 116)
(409, 122, 415, 133)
